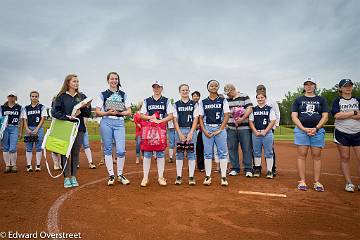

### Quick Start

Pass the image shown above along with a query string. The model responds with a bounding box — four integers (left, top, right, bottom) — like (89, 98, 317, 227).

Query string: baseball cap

(303, 77, 316, 85)
(223, 83, 235, 95)
(152, 80, 163, 87)
(338, 79, 353, 88)
(7, 90, 17, 97)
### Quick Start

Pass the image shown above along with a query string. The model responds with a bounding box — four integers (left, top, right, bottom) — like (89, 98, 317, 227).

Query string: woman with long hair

(51, 74, 92, 188)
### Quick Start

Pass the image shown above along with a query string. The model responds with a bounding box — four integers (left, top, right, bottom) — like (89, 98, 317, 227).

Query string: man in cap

(224, 83, 254, 177)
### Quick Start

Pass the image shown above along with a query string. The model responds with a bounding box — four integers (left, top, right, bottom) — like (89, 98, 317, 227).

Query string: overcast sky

(1, 0, 359, 107)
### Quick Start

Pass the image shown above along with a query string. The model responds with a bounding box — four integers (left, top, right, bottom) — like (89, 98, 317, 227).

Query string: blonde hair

(56, 74, 79, 98)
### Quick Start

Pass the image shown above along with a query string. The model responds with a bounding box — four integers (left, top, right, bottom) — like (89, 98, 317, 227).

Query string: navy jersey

(101, 89, 125, 109)
(175, 100, 195, 127)
(145, 96, 169, 120)
(201, 97, 225, 124)
(252, 105, 272, 130)
(291, 96, 328, 128)
(25, 104, 44, 127)
(1, 104, 22, 125)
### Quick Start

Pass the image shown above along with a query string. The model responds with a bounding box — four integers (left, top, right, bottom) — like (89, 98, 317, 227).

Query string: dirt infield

(1, 141, 360, 240)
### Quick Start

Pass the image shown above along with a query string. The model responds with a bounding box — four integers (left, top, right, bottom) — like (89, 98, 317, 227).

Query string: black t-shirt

(291, 95, 328, 128)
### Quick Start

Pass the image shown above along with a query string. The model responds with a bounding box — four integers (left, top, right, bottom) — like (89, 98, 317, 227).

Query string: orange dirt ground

(1, 141, 360, 240)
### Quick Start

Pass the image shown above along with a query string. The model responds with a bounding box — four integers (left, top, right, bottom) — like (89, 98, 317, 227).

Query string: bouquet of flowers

(105, 93, 126, 112)
(231, 106, 245, 126)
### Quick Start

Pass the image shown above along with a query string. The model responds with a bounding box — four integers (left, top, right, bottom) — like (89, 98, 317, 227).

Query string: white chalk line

(238, 190, 287, 198)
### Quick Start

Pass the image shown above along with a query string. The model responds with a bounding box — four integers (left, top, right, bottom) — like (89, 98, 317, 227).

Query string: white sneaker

(345, 183, 355, 192)
(221, 177, 229, 186)
(140, 178, 149, 187)
(35, 165, 41, 172)
(158, 177, 167, 186)
(174, 176, 182, 185)
(118, 175, 130, 185)
(203, 176, 212, 186)
(107, 175, 115, 186)
(188, 177, 196, 185)
(245, 171, 253, 178)
(88, 162, 96, 169)
(229, 170, 238, 176)
(26, 165, 33, 172)
(136, 157, 140, 164)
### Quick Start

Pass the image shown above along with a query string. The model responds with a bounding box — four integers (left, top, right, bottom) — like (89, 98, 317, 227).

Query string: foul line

(238, 190, 287, 198)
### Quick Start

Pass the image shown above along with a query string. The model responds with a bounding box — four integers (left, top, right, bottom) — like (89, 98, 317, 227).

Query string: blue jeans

(25, 126, 44, 152)
(83, 130, 90, 149)
(175, 127, 197, 161)
(202, 125, 227, 159)
(2, 125, 19, 153)
(252, 132, 274, 159)
(100, 118, 126, 157)
(168, 128, 176, 149)
(226, 128, 253, 173)
(135, 135, 141, 157)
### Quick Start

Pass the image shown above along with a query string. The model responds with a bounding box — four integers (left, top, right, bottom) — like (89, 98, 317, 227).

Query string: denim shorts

(294, 127, 325, 148)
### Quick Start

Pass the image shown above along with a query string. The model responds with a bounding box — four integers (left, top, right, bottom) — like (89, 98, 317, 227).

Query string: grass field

(39, 120, 334, 142)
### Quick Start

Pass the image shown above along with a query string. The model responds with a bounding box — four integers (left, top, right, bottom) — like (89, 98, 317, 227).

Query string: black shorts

(334, 129, 360, 147)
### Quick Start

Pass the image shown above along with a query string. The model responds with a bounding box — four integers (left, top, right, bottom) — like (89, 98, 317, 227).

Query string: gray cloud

(0, 0, 359, 107)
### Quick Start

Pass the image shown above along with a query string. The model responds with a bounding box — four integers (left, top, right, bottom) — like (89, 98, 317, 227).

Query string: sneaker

(140, 178, 149, 187)
(272, 169, 277, 177)
(88, 162, 96, 169)
(245, 171, 253, 178)
(136, 157, 140, 164)
(70, 176, 79, 187)
(77, 164, 80, 168)
(168, 157, 173, 163)
(4, 166, 11, 173)
(203, 176, 212, 186)
(35, 165, 41, 172)
(313, 182, 324, 192)
(26, 165, 33, 172)
(297, 181, 308, 191)
(253, 168, 261, 177)
(266, 171, 273, 179)
(345, 183, 355, 193)
(11, 166, 17, 173)
(189, 177, 196, 185)
(158, 177, 167, 186)
(175, 176, 182, 185)
(107, 175, 115, 186)
(221, 177, 229, 186)
(64, 178, 72, 188)
(98, 159, 104, 166)
(229, 170, 238, 176)
(118, 175, 130, 185)
(199, 169, 205, 172)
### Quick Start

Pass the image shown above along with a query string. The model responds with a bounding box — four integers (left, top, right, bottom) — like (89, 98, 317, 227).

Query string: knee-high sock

(9, 153, 17, 166)
(36, 152, 42, 166)
(205, 159, 212, 176)
(26, 152, 32, 166)
(104, 155, 114, 176)
(84, 148, 93, 163)
(143, 157, 151, 179)
(176, 160, 183, 177)
(188, 160, 195, 177)
(157, 157, 165, 178)
(169, 149, 174, 159)
(254, 157, 262, 167)
(220, 158, 227, 178)
(3, 152, 10, 167)
(117, 157, 125, 176)
(266, 158, 274, 172)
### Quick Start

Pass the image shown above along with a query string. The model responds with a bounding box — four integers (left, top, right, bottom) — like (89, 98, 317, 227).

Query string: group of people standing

(1, 74, 359, 193)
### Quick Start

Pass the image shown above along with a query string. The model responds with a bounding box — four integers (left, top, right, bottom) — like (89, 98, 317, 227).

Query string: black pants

(196, 131, 204, 170)
(61, 131, 84, 177)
